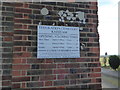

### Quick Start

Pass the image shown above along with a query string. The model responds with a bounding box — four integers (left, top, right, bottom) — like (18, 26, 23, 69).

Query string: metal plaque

(37, 25, 80, 58)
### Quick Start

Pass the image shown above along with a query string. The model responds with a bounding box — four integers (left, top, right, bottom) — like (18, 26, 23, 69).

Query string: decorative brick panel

(0, 1, 101, 90)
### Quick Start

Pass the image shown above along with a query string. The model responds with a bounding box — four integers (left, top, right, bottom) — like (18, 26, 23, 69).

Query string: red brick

(89, 38, 94, 42)
(3, 2, 15, 6)
(29, 4, 44, 9)
(54, 69, 69, 74)
(2, 76, 11, 80)
(45, 81, 52, 86)
(96, 78, 101, 83)
(41, 87, 57, 90)
(69, 80, 77, 84)
(15, 19, 32, 24)
(14, 30, 31, 35)
(12, 83, 21, 88)
(15, 13, 23, 18)
(94, 73, 101, 77)
(13, 59, 22, 64)
(12, 71, 21, 76)
(89, 6, 97, 10)
(3, 37, 12, 41)
(22, 36, 27, 40)
(2, 81, 11, 86)
(24, 3, 29, 8)
(65, 63, 79, 68)
(21, 83, 26, 88)
(91, 2, 98, 5)
(23, 52, 31, 57)
(56, 86, 65, 90)
(23, 25, 28, 29)
(14, 36, 22, 40)
(22, 47, 27, 51)
(40, 75, 56, 81)
(27, 59, 45, 63)
(57, 64, 65, 68)
(91, 79, 96, 83)
(94, 68, 101, 72)
(41, 64, 56, 69)
(44, 70, 53, 74)
(21, 71, 27, 76)
(2, 32, 13, 36)
(13, 47, 21, 52)
(27, 82, 43, 87)
(54, 80, 69, 86)
(14, 24, 23, 29)
(45, 59, 54, 63)
(88, 73, 101, 78)
(13, 65, 30, 70)
(14, 52, 31, 58)
(76, 58, 91, 62)
(21, 59, 27, 63)
(12, 77, 30, 82)
(23, 14, 29, 19)
(13, 53, 22, 58)
(91, 78, 101, 83)
(14, 3, 23, 7)
(90, 48, 99, 52)
(57, 74, 65, 80)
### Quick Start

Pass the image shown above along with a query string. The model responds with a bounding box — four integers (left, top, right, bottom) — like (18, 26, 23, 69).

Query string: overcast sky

(98, 0, 119, 55)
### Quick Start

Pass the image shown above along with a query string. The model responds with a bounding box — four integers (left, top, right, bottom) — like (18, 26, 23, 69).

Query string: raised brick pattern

(0, 1, 101, 90)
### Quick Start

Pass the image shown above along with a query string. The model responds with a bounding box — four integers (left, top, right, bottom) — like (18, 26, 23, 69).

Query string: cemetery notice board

(37, 25, 80, 58)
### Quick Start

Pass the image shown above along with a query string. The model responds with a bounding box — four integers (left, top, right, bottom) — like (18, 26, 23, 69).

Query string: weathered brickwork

(0, 1, 101, 90)
(0, 2, 14, 89)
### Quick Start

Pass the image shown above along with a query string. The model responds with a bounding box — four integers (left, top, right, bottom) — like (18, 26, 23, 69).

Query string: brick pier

(0, 1, 101, 89)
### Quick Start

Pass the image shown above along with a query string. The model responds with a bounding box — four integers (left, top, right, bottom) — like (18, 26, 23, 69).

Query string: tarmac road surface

(101, 68, 120, 90)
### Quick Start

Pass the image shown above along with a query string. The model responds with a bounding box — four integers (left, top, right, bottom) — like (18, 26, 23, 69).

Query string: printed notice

(37, 25, 80, 58)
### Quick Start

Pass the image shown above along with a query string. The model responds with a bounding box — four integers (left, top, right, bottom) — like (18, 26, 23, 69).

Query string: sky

(98, 0, 119, 55)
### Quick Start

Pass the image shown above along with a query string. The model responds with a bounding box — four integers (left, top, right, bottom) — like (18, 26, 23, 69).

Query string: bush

(109, 55, 120, 70)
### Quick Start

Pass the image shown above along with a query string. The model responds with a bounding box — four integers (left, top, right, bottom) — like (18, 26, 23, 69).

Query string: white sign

(37, 25, 80, 58)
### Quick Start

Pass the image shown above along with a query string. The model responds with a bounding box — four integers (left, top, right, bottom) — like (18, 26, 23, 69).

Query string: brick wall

(0, 1, 101, 90)
(0, 2, 14, 89)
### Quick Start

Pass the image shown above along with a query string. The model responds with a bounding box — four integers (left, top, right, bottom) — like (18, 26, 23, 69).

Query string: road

(101, 68, 120, 90)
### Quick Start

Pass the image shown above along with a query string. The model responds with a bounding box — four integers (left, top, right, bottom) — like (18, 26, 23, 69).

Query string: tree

(103, 57, 107, 67)
(109, 55, 120, 70)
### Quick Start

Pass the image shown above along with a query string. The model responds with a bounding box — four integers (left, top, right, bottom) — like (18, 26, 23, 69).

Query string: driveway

(101, 68, 120, 89)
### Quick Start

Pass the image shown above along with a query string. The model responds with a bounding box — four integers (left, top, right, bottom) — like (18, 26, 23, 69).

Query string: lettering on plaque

(37, 25, 80, 58)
